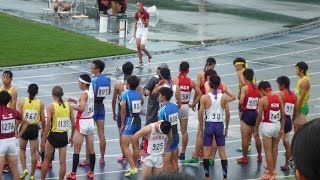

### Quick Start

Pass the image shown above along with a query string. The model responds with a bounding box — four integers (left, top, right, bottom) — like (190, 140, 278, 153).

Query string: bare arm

(175, 86, 181, 109)
(134, 19, 137, 36)
(69, 103, 76, 146)
(222, 95, 230, 137)
(42, 105, 53, 144)
(132, 125, 151, 157)
(164, 129, 172, 157)
(71, 92, 87, 112)
(112, 84, 119, 119)
(120, 100, 127, 133)
(190, 80, 202, 108)
(137, 85, 144, 106)
(254, 97, 265, 134)
(198, 95, 206, 133)
(40, 101, 46, 136)
(279, 94, 285, 138)
(238, 86, 247, 111)
(11, 89, 17, 110)
(223, 83, 236, 102)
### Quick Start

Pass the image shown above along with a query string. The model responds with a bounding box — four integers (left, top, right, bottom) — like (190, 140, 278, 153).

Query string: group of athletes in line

(0, 57, 311, 180)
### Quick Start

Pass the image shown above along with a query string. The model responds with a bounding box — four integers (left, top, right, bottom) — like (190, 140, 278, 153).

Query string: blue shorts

(203, 122, 225, 147)
(284, 115, 292, 134)
(241, 110, 258, 127)
(168, 133, 179, 152)
(123, 116, 141, 136)
(93, 103, 105, 121)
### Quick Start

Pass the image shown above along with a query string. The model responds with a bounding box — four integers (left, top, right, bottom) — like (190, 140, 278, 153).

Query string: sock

(203, 159, 210, 177)
(221, 160, 228, 178)
(40, 151, 45, 162)
(90, 154, 96, 172)
(72, 154, 79, 173)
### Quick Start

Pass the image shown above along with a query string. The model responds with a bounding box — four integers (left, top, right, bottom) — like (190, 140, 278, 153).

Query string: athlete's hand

(113, 113, 117, 121)
(145, 90, 150, 96)
(15, 134, 21, 139)
(224, 128, 228, 137)
(120, 125, 124, 134)
(67, 97, 77, 104)
(279, 130, 284, 139)
(138, 13, 142, 19)
(253, 128, 259, 137)
(139, 150, 148, 157)
(69, 138, 73, 148)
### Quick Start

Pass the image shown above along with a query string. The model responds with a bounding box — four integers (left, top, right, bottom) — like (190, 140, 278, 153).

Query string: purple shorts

(241, 110, 258, 127)
(284, 115, 292, 134)
(203, 122, 225, 147)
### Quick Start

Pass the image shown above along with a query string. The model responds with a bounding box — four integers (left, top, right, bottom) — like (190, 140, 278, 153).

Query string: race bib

(24, 110, 38, 123)
(148, 134, 166, 155)
(1, 119, 15, 134)
(269, 110, 281, 123)
(285, 103, 295, 116)
(168, 113, 178, 125)
(57, 117, 70, 131)
(97, 86, 109, 97)
(181, 91, 190, 103)
(246, 97, 258, 109)
(209, 113, 222, 122)
(132, 100, 141, 113)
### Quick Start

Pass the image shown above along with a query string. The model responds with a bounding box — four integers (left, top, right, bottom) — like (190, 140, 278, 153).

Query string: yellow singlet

(22, 98, 41, 124)
(50, 101, 70, 133)
(296, 76, 310, 105)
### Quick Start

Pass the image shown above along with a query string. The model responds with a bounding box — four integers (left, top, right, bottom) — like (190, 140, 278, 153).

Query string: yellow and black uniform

(47, 102, 70, 148)
(21, 98, 41, 140)
(296, 76, 310, 115)
(0, 86, 14, 108)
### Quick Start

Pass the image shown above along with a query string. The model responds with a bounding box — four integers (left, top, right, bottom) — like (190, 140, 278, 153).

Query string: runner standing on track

(134, 0, 152, 68)
(294, 61, 310, 132)
(18, 84, 45, 180)
(66, 74, 96, 179)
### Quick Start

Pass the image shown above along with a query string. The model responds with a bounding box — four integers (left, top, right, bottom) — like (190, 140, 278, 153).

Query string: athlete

(276, 76, 297, 171)
(120, 75, 143, 177)
(197, 57, 216, 100)
(18, 84, 45, 180)
(199, 75, 230, 180)
(132, 121, 172, 180)
(66, 74, 95, 179)
(41, 86, 75, 180)
(158, 87, 180, 172)
(254, 81, 285, 180)
(294, 61, 310, 132)
(237, 69, 262, 164)
(0, 91, 28, 180)
(134, 0, 152, 68)
(172, 61, 201, 161)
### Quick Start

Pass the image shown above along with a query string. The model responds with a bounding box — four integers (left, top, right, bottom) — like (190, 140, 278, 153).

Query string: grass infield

(0, 12, 134, 67)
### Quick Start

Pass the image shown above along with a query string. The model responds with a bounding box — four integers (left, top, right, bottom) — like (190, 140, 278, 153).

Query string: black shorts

(21, 124, 39, 141)
(47, 132, 68, 149)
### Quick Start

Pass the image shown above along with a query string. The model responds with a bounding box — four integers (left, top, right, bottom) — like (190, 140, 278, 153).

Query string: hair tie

(79, 77, 90, 84)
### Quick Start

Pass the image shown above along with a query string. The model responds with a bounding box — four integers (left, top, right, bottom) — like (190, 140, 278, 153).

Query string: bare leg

(121, 135, 136, 169)
(19, 138, 28, 171)
(179, 118, 188, 155)
(136, 38, 143, 64)
(141, 163, 153, 180)
(140, 44, 152, 59)
(29, 139, 39, 176)
(96, 120, 106, 161)
(41, 141, 55, 180)
(58, 146, 67, 180)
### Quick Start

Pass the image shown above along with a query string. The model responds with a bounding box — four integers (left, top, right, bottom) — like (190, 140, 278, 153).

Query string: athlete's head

(295, 61, 308, 76)
(276, 76, 290, 91)
(291, 118, 320, 180)
(52, 86, 65, 108)
(157, 63, 169, 76)
(258, 81, 272, 97)
(126, 75, 140, 90)
(79, 74, 91, 90)
(122, 62, 134, 77)
(27, 83, 39, 102)
(243, 68, 254, 81)
(2, 70, 13, 86)
(159, 121, 171, 135)
(209, 75, 221, 99)
(91, 60, 105, 74)
(204, 69, 218, 81)
(204, 57, 216, 71)
(233, 57, 247, 71)
(159, 68, 171, 80)
(136, 0, 144, 12)
(159, 87, 173, 102)
(179, 61, 189, 73)
(0, 91, 11, 106)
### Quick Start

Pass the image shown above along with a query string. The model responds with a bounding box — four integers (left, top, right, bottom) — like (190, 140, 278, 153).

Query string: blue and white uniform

(122, 89, 142, 135)
(91, 74, 111, 121)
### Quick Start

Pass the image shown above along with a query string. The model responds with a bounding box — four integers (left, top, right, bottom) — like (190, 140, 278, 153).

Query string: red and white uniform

(178, 74, 191, 119)
(241, 83, 259, 111)
(76, 90, 95, 135)
(283, 90, 296, 117)
(0, 106, 22, 156)
(261, 94, 282, 138)
(135, 9, 149, 44)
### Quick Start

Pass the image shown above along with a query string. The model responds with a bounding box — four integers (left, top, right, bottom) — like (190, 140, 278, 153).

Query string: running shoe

(3, 164, 10, 173)
(20, 169, 29, 179)
(135, 63, 143, 68)
(117, 156, 127, 163)
(99, 158, 105, 166)
(237, 156, 249, 164)
(257, 155, 263, 162)
(184, 157, 199, 164)
(87, 172, 94, 179)
(124, 168, 138, 177)
(66, 172, 76, 180)
(148, 58, 152, 64)
(29, 175, 35, 180)
(36, 162, 42, 169)
(178, 153, 185, 161)
(198, 150, 204, 157)
(49, 162, 53, 168)
(79, 160, 90, 167)
(280, 165, 290, 171)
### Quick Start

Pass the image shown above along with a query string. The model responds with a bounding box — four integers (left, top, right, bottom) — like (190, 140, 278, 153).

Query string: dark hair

(276, 76, 290, 89)
(258, 81, 271, 91)
(3, 70, 13, 79)
(92, 60, 105, 72)
(205, 69, 217, 80)
(149, 172, 196, 180)
(179, 61, 189, 72)
(160, 121, 171, 135)
(52, 86, 65, 108)
(233, 57, 246, 66)
(79, 74, 91, 88)
(160, 68, 171, 80)
(122, 61, 134, 76)
(204, 57, 216, 71)
(159, 87, 173, 101)
(243, 68, 254, 81)
(0, 91, 11, 106)
(291, 119, 320, 179)
(295, 61, 308, 75)
(27, 84, 39, 103)
(127, 75, 140, 90)
(209, 75, 221, 99)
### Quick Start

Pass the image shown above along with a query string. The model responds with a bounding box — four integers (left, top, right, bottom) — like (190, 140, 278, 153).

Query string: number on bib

(181, 91, 190, 103)
(1, 119, 15, 134)
(246, 97, 258, 109)
(168, 113, 178, 125)
(24, 110, 38, 123)
(269, 110, 280, 123)
(209, 113, 222, 122)
(132, 100, 141, 113)
(284, 103, 294, 116)
(97, 86, 109, 97)
(57, 117, 69, 131)
(152, 143, 164, 151)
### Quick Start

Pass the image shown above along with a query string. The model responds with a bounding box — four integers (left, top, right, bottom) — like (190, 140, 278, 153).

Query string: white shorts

(178, 104, 189, 120)
(261, 121, 281, 138)
(142, 154, 163, 168)
(0, 137, 17, 156)
(136, 28, 148, 44)
(78, 118, 95, 136)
